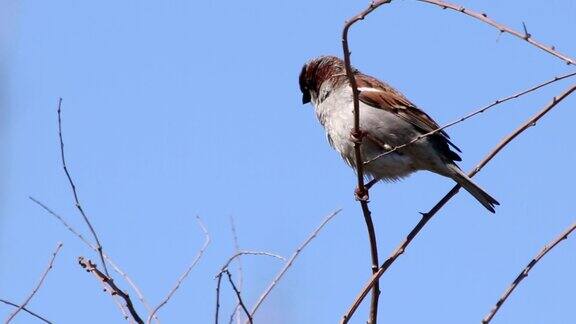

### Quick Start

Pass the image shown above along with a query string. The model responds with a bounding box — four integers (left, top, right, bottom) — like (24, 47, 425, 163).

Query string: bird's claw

(354, 186, 370, 202)
(350, 130, 366, 143)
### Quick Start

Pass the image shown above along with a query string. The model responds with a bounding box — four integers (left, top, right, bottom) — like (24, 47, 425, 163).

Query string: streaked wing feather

(356, 74, 462, 158)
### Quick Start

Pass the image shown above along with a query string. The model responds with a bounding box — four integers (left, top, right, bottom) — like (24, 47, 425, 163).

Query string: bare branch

(417, 0, 575, 65)
(219, 251, 286, 274)
(56, 98, 109, 277)
(1, 299, 52, 324)
(342, 2, 393, 322)
(228, 216, 244, 324)
(482, 221, 576, 323)
(214, 272, 224, 324)
(78, 257, 144, 324)
(224, 270, 252, 324)
(5, 243, 63, 323)
(365, 71, 576, 165)
(29, 197, 155, 321)
(216, 250, 285, 324)
(147, 216, 211, 324)
(342, 84, 576, 323)
(249, 209, 341, 321)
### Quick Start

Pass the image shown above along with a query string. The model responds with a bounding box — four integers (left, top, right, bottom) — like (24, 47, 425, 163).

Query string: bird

(299, 55, 499, 212)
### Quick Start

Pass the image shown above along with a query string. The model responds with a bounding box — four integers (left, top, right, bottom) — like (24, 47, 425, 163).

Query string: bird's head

(299, 56, 346, 105)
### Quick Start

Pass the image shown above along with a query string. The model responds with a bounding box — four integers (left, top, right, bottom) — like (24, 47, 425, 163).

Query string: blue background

(2, 0, 576, 323)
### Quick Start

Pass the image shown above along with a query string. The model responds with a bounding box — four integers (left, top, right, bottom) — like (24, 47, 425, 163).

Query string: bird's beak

(302, 92, 311, 104)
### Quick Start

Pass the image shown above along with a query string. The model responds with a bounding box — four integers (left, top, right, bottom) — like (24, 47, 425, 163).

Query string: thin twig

(248, 209, 341, 321)
(219, 251, 285, 275)
(112, 296, 130, 322)
(228, 216, 244, 324)
(4, 243, 63, 323)
(224, 270, 252, 324)
(482, 221, 576, 323)
(214, 273, 224, 324)
(29, 197, 156, 321)
(365, 71, 576, 164)
(147, 216, 211, 324)
(78, 257, 144, 324)
(228, 306, 240, 324)
(342, 2, 392, 322)
(216, 250, 286, 324)
(417, 0, 575, 65)
(56, 98, 110, 277)
(228, 304, 240, 324)
(1, 299, 52, 324)
(341, 84, 576, 323)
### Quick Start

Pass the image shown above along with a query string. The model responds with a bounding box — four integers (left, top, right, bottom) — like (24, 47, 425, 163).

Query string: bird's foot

(354, 186, 370, 202)
(350, 130, 366, 144)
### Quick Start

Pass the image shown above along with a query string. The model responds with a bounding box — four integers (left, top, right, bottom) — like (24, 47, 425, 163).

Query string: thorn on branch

(522, 21, 531, 40)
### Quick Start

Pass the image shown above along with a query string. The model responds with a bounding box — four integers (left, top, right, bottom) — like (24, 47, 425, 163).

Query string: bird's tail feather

(447, 164, 499, 213)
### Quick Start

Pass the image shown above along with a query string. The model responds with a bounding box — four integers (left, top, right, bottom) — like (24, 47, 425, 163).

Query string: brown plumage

(299, 55, 499, 212)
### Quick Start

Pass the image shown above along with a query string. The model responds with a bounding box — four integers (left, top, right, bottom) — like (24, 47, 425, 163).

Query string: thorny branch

(78, 257, 144, 324)
(29, 197, 156, 322)
(482, 220, 576, 323)
(4, 243, 63, 323)
(57, 98, 110, 277)
(248, 209, 341, 322)
(342, 1, 392, 322)
(147, 216, 211, 324)
(339, 0, 575, 321)
(417, 0, 575, 65)
(341, 84, 576, 323)
(1, 299, 52, 324)
(365, 71, 576, 164)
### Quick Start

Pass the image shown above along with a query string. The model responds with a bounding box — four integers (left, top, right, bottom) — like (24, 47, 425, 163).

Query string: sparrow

(299, 55, 499, 212)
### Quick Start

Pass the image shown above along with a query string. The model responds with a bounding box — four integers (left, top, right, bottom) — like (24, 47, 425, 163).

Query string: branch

(224, 270, 252, 324)
(147, 216, 211, 324)
(365, 71, 576, 164)
(215, 250, 285, 324)
(1, 299, 52, 324)
(417, 0, 576, 65)
(228, 216, 244, 324)
(214, 271, 224, 324)
(219, 251, 286, 273)
(342, 2, 392, 322)
(56, 98, 110, 277)
(482, 220, 576, 323)
(342, 84, 576, 323)
(4, 243, 62, 323)
(248, 209, 341, 321)
(29, 197, 155, 321)
(78, 257, 144, 324)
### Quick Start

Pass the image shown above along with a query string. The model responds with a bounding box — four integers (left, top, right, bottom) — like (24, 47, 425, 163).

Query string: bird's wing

(355, 73, 462, 159)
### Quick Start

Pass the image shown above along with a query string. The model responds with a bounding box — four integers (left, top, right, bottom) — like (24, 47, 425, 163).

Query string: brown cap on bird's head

(299, 56, 347, 104)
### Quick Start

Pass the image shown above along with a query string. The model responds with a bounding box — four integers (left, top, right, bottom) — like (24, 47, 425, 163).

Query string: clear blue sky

(2, 0, 576, 323)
